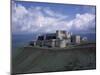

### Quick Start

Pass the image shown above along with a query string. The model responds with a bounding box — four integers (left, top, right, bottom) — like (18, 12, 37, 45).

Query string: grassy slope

(12, 43, 96, 74)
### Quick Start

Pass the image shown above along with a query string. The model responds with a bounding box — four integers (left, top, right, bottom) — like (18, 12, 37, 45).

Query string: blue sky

(12, 0, 96, 34)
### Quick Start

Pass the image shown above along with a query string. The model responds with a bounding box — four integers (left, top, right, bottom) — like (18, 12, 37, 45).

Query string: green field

(12, 43, 96, 74)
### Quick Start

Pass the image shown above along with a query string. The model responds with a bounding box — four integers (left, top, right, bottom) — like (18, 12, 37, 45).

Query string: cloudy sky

(12, 0, 96, 34)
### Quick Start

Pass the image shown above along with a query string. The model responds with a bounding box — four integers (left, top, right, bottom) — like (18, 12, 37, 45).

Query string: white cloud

(12, 1, 95, 34)
(43, 7, 68, 19)
(71, 13, 95, 30)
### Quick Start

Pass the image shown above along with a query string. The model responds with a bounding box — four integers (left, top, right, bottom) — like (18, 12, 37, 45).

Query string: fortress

(30, 30, 82, 48)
